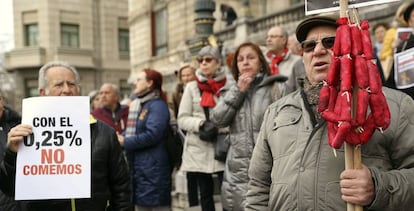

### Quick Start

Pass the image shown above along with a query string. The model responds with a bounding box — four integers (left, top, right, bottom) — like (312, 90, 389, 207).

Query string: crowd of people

(1, 1, 414, 211)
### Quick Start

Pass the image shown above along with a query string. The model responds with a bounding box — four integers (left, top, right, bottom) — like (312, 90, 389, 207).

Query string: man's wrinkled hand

(340, 164, 375, 206)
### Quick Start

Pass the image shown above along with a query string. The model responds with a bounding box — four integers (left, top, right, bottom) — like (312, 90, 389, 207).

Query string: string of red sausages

(318, 17, 391, 149)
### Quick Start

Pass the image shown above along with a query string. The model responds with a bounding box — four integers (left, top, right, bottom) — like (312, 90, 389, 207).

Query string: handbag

(200, 104, 229, 162)
(215, 133, 230, 162)
(199, 120, 218, 142)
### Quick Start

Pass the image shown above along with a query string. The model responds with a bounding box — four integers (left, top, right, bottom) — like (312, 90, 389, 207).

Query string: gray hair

(198, 46, 221, 62)
(38, 61, 81, 91)
(101, 83, 121, 98)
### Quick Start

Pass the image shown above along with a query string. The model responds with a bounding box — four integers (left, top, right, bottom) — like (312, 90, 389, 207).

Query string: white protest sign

(305, 0, 400, 15)
(394, 47, 414, 89)
(16, 96, 91, 200)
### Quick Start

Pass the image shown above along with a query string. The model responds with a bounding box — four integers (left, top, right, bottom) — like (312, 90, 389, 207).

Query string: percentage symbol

(65, 130, 82, 146)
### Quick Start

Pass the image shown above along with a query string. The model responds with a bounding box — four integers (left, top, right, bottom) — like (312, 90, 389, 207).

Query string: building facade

(5, 0, 131, 112)
(4, 0, 401, 111)
(128, 0, 399, 103)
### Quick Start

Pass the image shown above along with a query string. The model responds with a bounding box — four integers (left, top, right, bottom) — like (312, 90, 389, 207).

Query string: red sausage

(351, 24, 363, 57)
(356, 89, 369, 126)
(355, 56, 369, 89)
(340, 56, 353, 92)
(360, 20, 374, 60)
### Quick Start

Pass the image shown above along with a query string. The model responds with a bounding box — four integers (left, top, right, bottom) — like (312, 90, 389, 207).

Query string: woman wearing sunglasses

(177, 46, 227, 211)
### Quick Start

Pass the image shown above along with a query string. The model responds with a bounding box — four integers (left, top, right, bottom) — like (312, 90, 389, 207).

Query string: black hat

(404, 2, 414, 22)
(296, 16, 338, 43)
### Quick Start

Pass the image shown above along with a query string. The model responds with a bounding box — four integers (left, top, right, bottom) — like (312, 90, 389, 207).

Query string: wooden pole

(339, 1, 363, 211)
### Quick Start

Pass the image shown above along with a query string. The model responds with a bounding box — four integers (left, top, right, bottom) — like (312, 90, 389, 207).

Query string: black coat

(0, 118, 132, 211)
(0, 105, 21, 211)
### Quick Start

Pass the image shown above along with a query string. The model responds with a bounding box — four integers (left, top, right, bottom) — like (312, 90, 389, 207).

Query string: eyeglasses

(301, 36, 335, 53)
(197, 57, 214, 63)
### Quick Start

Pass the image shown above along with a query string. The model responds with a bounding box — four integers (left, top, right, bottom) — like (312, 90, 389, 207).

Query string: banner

(16, 96, 91, 200)
(306, 0, 400, 15)
(394, 47, 414, 89)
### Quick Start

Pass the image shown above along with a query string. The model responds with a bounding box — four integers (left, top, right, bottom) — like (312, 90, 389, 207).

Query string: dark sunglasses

(301, 36, 335, 53)
(197, 57, 214, 63)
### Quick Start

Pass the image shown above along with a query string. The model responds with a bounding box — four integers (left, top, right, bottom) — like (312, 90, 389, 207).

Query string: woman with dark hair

(117, 69, 171, 211)
(210, 42, 286, 210)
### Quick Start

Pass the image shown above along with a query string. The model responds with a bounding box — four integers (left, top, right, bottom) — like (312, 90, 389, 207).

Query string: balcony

(5, 46, 46, 70)
(54, 47, 94, 68)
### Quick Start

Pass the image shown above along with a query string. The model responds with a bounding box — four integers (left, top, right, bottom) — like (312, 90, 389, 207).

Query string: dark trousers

(187, 171, 223, 211)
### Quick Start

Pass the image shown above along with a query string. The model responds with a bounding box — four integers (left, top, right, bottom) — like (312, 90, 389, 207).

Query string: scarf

(303, 78, 324, 123)
(125, 90, 159, 137)
(195, 69, 227, 108)
(268, 47, 289, 75)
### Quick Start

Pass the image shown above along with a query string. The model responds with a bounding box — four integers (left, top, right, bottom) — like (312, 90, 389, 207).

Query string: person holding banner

(384, 1, 414, 99)
(0, 61, 132, 211)
(245, 15, 414, 210)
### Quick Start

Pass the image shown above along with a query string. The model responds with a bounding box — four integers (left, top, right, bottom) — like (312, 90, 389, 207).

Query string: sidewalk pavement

(171, 192, 222, 211)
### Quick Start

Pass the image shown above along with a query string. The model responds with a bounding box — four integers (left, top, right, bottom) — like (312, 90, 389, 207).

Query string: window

(119, 79, 132, 99)
(24, 24, 38, 46)
(118, 29, 129, 52)
(151, 8, 167, 56)
(290, 0, 303, 4)
(25, 78, 40, 97)
(61, 24, 79, 47)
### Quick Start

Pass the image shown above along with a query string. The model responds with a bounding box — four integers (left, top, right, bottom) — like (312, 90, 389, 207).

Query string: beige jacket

(177, 81, 225, 173)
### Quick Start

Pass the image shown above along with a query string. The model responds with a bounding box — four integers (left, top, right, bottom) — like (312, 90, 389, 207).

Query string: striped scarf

(125, 90, 159, 137)
(125, 98, 141, 137)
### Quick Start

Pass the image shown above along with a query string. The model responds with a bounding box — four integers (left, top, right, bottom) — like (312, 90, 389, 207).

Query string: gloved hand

(199, 120, 218, 142)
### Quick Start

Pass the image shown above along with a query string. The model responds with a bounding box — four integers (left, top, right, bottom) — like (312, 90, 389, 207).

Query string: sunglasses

(301, 36, 335, 53)
(197, 57, 215, 63)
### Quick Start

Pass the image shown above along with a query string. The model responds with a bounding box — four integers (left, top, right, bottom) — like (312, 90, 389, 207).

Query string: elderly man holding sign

(0, 61, 132, 211)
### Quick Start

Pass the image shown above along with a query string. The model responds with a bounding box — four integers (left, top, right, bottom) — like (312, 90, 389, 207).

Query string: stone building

(5, 0, 131, 112)
(128, 0, 400, 102)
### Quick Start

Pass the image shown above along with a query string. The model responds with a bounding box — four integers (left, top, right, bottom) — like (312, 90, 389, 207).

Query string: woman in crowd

(177, 46, 227, 211)
(88, 90, 101, 111)
(211, 42, 286, 210)
(172, 63, 196, 118)
(117, 69, 171, 211)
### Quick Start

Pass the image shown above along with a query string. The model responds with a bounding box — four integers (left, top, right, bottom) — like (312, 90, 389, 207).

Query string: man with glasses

(265, 26, 304, 96)
(246, 15, 414, 210)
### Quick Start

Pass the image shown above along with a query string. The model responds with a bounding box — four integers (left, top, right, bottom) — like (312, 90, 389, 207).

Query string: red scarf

(196, 77, 226, 107)
(268, 47, 288, 75)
